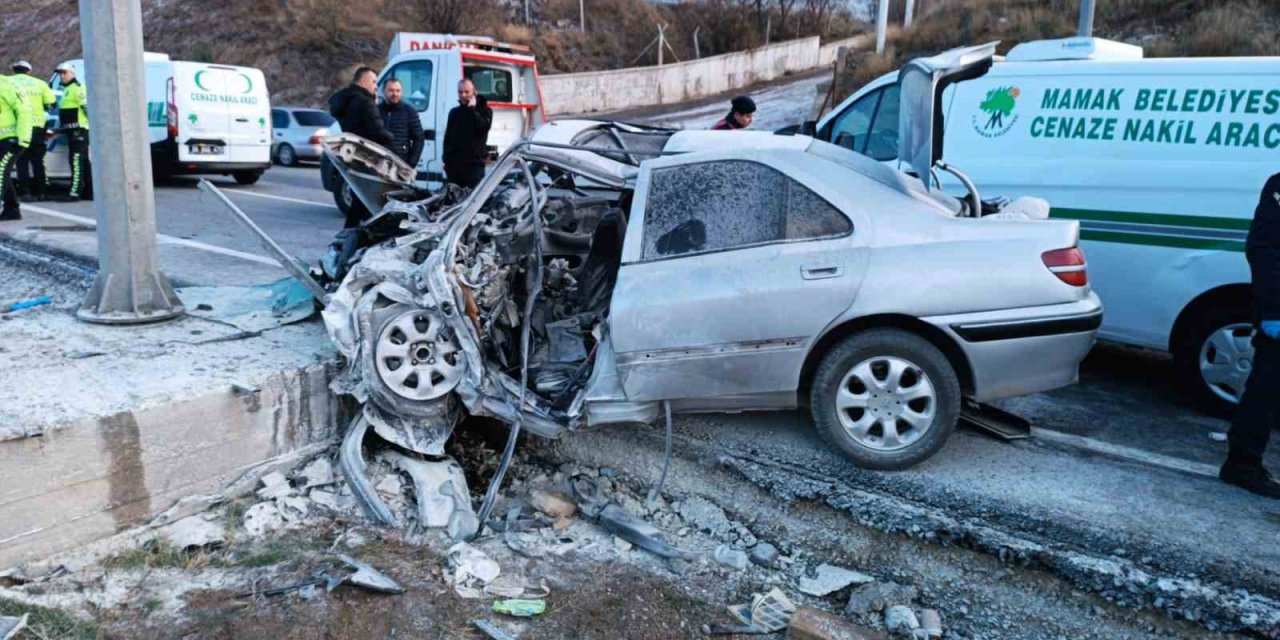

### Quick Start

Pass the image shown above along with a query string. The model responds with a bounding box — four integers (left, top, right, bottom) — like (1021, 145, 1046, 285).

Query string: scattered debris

(788, 607, 888, 640)
(474, 619, 519, 640)
(242, 502, 285, 537)
(338, 554, 405, 594)
(484, 575, 550, 599)
(728, 587, 798, 633)
(714, 545, 749, 570)
(493, 598, 547, 617)
(1208, 431, 1228, 442)
(570, 475, 690, 559)
(449, 542, 502, 598)
(845, 582, 919, 616)
(0, 614, 29, 640)
(613, 536, 634, 552)
(529, 489, 578, 530)
(798, 564, 875, 597)
(256, 472, 295, 501)
(750, 542, 781, 569)
(157, 514, 226, 551)
(296, 457, 336, 489)
(381, 451, 477, 539)
(915, 609, 942, 639)
(884, 606, 920, 636)
(277, 495, 311, 522)
(705, 623, 770, 635)
(2, 295, 51, 313)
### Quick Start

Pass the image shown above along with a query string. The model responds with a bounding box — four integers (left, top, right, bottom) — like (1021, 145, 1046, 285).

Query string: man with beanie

(1219, 172, 1280, 499)
(11, 60, 55, 201)
(712, 96, 756, 130)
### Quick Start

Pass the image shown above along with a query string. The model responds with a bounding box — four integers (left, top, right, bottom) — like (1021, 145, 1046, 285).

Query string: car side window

(826, 89, 882, 154)
(864, 84, 900, 161)
(271, 109, 289, 129)
(643, 160, 850, 260)
(382, 60, 433, 113)
(464, 66, 514, 103)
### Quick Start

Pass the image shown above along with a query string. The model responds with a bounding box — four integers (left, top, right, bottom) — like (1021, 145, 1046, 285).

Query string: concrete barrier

(542, 36, 822, 115)
(818, 34, 874, 67)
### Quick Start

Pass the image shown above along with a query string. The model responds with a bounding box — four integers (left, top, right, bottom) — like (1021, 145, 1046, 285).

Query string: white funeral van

(321, 33, 547, 215)
(815, 37, 1279, 413)
(46, 53, 273, 185)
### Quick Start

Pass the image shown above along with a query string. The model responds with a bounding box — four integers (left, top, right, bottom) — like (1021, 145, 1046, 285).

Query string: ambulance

(45, 53, 273, 185)
(814, 37, 1280, 414)
(320, 33, 547, 215)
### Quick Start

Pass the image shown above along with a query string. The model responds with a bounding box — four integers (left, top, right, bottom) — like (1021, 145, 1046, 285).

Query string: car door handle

(235, 117, 250, 122)
(801, 265, 843, 280)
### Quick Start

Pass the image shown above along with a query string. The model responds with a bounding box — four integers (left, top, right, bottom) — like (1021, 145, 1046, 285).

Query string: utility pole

(693, 26, 701, 59)
(524, 0, 531, 25)
(875, 0, 889, 54)
(904, 0, 915, 28)
(657, 24, 666, 66)
(1078, 0, 1095, 37)
(77, 0, 182, 324)
(579, 0, 585, 31)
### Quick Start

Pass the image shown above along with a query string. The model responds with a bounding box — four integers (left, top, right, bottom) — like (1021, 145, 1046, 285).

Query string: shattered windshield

(570, 125, 674, 166)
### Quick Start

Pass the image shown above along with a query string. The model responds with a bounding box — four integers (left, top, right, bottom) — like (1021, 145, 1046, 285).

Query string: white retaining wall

(542, 36, 822, 115)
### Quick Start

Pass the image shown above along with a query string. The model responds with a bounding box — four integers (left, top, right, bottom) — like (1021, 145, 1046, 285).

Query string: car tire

(232, 170, 262, 186)
(361, 302, 466, 419)
(809, 329, 960, 470)
(333, 181, 369, 221)
(1174, 303, 1254, 417)
(276, 144, 297, 167)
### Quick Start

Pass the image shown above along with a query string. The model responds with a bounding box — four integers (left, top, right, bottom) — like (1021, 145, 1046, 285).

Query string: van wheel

(1175, 304, 1254, 416)
(809, 329, 960, 470)
(275, 144, 297, 167)
(334, 181, 369, 220)
(232, 170, 262, 186)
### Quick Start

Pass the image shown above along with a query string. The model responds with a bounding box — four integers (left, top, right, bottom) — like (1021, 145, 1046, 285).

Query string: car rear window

(294, 110, 335, 127)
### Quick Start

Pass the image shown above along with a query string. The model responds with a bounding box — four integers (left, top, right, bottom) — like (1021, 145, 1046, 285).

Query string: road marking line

(22, 205, 282, 267)
(1031, 427, 1219, 478)
(224, 189, 337, 209)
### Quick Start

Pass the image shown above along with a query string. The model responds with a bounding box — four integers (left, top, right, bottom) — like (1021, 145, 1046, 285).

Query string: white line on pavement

(22, 205, 282, 268)
(1032, 427, 1219, 478)
(224, 189, 337, 209)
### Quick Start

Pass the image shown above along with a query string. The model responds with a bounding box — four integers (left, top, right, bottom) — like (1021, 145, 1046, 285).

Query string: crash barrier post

(77, 0, 183, 325)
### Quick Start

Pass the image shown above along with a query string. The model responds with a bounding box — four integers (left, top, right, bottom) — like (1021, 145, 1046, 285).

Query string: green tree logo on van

(973, 86, 1021, 138)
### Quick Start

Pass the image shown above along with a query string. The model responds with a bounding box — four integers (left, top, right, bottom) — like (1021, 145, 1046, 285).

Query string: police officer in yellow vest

(55, 62, 91, 202)
(0, 74, 32, 221)
(11, 61, 55, 201)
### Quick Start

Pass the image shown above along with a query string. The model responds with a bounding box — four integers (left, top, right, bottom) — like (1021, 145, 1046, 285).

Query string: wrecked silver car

(318, 44, 1100, 493)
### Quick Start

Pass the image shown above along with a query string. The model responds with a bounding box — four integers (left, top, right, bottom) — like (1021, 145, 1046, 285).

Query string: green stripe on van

(1053, 208, 1251, 232)
(1080, 229, 1246, 252)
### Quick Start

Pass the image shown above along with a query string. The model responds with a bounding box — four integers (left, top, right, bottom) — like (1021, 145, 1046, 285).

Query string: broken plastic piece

(728, 587, 797, 633)
(798, 564, 875, 597)
(2, 296, 51, 313)
(493, 599, 546, 617)
(338, 414, 397, 526)
(338, 554, 405, 594)
(0, 614, 29, 640)
(474, 619, 519, 640)
(960, 400, 1031, 440)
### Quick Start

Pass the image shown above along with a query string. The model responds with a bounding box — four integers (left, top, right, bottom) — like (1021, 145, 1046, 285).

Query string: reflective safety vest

(0, 77, 32, 146)
(12, 73, 54, 126)
(60, 79, 89, 131)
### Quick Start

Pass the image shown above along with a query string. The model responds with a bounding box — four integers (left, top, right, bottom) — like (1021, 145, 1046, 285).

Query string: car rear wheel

(232, 170, 262, 185)
(810, 329, 960, 470)
(1175, 304, 1254, 416)
(276, 143, 297, 167)
(333, 181, 369, 221)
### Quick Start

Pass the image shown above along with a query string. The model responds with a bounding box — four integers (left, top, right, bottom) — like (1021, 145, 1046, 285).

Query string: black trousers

(68, 129, 92, 198)
(445, 163, 484, 189)
(0, 138, 20, 213)
(16, 127, 46, 197)
(1227, 334, 1280, 468)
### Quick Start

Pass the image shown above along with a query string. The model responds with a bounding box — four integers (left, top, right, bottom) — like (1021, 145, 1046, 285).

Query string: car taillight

(309, 134, 324, 145)
(1042, 247, 1088, 286)
(165, 77, 178, 138)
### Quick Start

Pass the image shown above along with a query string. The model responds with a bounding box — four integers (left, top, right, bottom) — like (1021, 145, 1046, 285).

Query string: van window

(271, 109, 289, 129)
(827, 85, 901, 161)
(827, 90, 879, 154)
(383, 60, 434, 113)
(464, 66, 514, 103)
(864, 84, 900, 161)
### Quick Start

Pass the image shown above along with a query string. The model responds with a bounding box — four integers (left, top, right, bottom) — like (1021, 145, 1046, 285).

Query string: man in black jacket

(1220, 172, 1280, 499)
(443, 79, 492, 189)
(329, 67, 393, 147)
(378, 79, 424, 167)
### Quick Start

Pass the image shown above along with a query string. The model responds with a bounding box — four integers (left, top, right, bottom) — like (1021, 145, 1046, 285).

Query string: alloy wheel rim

(835, 355, 937, 452)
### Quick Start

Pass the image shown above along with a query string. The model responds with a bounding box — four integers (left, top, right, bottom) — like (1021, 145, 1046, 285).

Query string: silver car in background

(271, 107, 335, 166)
(318, 43, 1102, 472)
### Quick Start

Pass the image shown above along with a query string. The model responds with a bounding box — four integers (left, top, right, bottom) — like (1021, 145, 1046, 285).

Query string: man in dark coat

(1220, 172, 1280, 499)
(442, 79, 492, 189)
(378, 79, 424, 167)
(329, 67, 393, 147)
(711, 96, 756, 130)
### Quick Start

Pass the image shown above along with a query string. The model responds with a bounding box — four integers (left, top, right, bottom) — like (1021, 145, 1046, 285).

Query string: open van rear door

(898, 42, 997, 189)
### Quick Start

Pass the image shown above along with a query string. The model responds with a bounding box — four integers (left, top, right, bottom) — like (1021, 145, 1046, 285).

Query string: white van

(45, 54, 272, 185)
(815, 37, 1278, 413)
(321, 33, 547, 214)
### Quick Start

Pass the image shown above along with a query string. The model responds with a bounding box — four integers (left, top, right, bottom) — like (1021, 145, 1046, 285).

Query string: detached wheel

(276, 143, 297, 167)
(362, 302, 465, 419)
(232, 170, 262, 185)
(1175, 304, 1254, 416)
(810, 329, 960, 470)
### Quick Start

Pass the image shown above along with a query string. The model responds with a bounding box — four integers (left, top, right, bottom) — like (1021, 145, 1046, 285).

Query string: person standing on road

(329, 67, 394, 148)
(55, 63, 91, 202)
(11, 61, 54, 202)
(0, 74, 32, 221)
(378, 79, 424, 168)
(711, 96, 756, 130)
(442, 79, 492, 189)
(1220, 172, 1280, 499)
